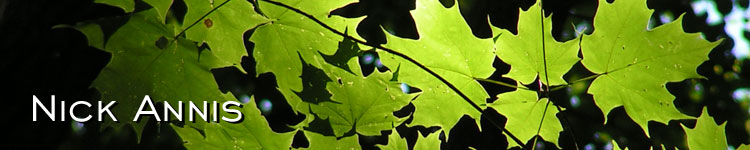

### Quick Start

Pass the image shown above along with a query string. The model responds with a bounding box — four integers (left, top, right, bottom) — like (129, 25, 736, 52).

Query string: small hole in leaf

(155, 36, 168, 49)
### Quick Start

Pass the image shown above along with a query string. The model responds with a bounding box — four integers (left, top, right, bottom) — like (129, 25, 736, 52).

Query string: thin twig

(482, 115, 527, 149)
(173, 0, 231, 40)
(474, 78, 532, 91)
(257, 0, 484, 117)
(554, 104, 580, 149)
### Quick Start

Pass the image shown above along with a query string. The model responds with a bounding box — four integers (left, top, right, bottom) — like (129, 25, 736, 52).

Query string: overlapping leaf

(739, 144, 750, 150)
(684, 108, 727, 150)
(376, 0, 495, 135)
(94, 0, 173, 21)
(250, 0, 357, 114)
(183, 0, 268, 70)
(489, 88, 562, 148)
(173, 95, 295, 149)
(249, 0, 415, 137)
(94, 0, 135, 13)
(309, 61, 414, 137)
(414, 131, 442, 149)
(376, 131, 409, 150)
(143, 0, 174, 22)
(581, 0, 721, 135)
(72, 0, 730, 149)
(71, 9, 236, 139)
(301, 130, 361, 149)
(489, 1, 573, 147)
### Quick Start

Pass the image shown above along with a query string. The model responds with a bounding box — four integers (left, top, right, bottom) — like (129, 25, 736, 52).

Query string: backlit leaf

(376, 0, 495, 136)
(581, 0, 721, 135)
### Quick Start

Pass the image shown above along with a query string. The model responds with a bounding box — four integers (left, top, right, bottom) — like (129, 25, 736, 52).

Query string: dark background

(5, 0, 749, 149)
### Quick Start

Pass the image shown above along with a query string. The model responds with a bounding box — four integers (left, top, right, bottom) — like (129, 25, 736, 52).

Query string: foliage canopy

(68, 0, 726, 149)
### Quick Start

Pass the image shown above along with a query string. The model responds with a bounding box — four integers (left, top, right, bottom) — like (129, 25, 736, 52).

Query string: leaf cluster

(67, 0, 726, 149)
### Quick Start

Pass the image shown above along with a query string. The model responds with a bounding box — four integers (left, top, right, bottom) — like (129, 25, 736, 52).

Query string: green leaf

(70, 0, 731, 149)
(612, 140, 626, 150)
(489, 88, 562, 148)
(94, 0, 172, 20)
(246, 0, 414, 135)
(143, 0, 174, 22)
(302, 130, 361, 149)
(581, 0, 721, 135)
(94, 0, 135, 13)
(321, 35, 362, 74)
(290, 36, 365, 109)
(684, 108, 727, 150)
(493, 1, 579, 86)
(73, 9, 234, 140)
(293, 58, 336, 105)
(183, 0, 269, 71)
(280, 35, 365, 116)
(250, 0, 356, 114)
(414, 131, 442, 149)
(738, 144, 750, 150)
(173, 95, 296, 149)
(54, 23, 106, 50)
(309, 63, 414, 137)
(376, 0, 495, 135)
(377, 131, 408, 150)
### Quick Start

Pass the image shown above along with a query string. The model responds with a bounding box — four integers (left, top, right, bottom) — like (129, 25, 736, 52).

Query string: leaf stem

(554, 104, 580, 149)
(257, 0, 527, 148)
(532, 99, 552, 150)
(550, 73, 601, 92)
(532, 0, 552, 149)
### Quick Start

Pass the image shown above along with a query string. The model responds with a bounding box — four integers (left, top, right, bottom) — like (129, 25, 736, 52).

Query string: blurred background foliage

(5, 0, 749, 149)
